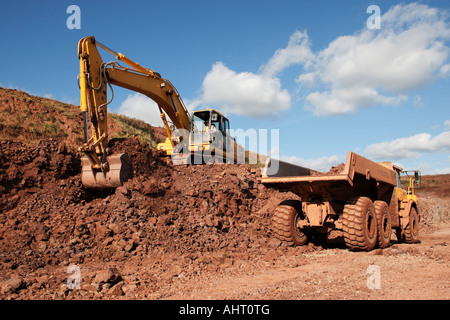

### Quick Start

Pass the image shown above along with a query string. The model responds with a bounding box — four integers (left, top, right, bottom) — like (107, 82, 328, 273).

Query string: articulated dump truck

(262, 151, 420, 251)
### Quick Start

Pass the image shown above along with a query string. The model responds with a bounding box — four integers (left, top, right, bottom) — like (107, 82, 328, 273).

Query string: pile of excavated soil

(415, 192, 450, 234)
(0, 139, 81, 214)
(0, 137, 297, 298)
(310, 162, 345, 176)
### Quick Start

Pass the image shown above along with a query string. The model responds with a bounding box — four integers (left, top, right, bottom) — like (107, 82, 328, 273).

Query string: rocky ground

(0, 137, 448, 300)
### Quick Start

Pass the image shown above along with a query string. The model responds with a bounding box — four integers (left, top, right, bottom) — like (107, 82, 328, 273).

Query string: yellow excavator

(77, 36, 245, 189)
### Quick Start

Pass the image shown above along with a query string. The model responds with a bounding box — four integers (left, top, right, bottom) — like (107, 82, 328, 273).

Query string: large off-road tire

(272, 202, 308, 246)
(374, 201, 392, 248)
(342, 197, 378, 251)
(404, 207, 420, 243)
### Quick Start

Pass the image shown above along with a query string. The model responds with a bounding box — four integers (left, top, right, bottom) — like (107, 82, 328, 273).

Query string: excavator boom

(77, 36, 192, 189)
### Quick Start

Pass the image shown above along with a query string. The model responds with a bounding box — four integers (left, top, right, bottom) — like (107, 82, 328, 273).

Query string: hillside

(417, 174, 450, 199)
(0, 87, 166, 148)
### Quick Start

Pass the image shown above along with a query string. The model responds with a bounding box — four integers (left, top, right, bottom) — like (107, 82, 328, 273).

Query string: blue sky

(1, 0, 449, 174)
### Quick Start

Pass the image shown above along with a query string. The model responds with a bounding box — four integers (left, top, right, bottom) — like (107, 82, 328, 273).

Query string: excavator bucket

(81, 153, 133, 189)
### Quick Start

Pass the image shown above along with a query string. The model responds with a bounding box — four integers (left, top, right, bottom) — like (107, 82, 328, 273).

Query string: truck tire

(272, 202, 308, 246)
(342, 197, 378, 251)
(404, 206, 419, 243)
(374, 201, 392, 248)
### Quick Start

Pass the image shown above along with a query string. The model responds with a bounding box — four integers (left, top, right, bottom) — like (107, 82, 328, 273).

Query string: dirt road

(2, 222, 446, 300)
(165, 224, 449, 300)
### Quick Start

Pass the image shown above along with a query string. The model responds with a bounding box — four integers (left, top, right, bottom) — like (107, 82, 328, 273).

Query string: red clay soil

(0, 137, 298, 298)
(0, 138, 449, 300)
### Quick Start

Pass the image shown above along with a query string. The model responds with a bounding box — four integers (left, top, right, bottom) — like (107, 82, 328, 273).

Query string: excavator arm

(77, 36, 192, 188)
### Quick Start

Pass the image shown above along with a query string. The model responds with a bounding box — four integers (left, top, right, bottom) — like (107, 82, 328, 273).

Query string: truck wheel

(404, 207, 419, 243)
(374, 201, 392, 248)
(343, 197, 378, 251)
(272, 202, 308, 246)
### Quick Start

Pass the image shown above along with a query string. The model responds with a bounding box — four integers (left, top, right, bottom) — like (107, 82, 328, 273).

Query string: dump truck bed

(261, 151, 398, 201)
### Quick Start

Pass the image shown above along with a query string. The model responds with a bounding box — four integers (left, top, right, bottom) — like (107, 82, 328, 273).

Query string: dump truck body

(262, 151, 419, 251)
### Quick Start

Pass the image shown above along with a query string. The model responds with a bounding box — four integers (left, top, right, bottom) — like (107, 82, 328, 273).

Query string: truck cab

(394, 167, 420, 241)
(393, 166, 420, 202)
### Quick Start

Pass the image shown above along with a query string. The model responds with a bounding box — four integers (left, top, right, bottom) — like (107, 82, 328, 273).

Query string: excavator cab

(189, 109, 235, 162)
(168, 109, 244, 165)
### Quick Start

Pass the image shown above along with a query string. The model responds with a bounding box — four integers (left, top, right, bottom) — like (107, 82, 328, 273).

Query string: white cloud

(195, 3, 449, 118)
(280, 154, 342, 172)
(197, 31, 313, 117)
(444, 119, 450, 129)
(297, 3, 450, 116)
(431, 167, 450, 174)
(305, 88, 406, 116)
(365, 131, 450, 160)
(413, 95, 424, 108)
(183, 97, 201, 114)
(417, 162, 432, 174)
(200, 62, 291, 117)
(260, 30, 314, 77)
(428, 167, 450, 174)
(439, 63, 450, 77)
(117, 92, 162, 126)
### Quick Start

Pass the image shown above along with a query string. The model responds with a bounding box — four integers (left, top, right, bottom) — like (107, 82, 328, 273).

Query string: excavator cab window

(222, 118, 230, 134)
(191, 110, 222, 137)
(210, 112, 221, 133)
(414, 171, 420, 186)
(192, 111, 209, 133)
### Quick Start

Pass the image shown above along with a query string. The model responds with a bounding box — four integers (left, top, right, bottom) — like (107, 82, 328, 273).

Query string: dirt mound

(416, 192, 450, 233)
(0, 139, 81, 213)
(417, 174, 450, 199)
(0, 137, 294, 299)
(314, 163, 345, 176)
(107, 137, 170, 177)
